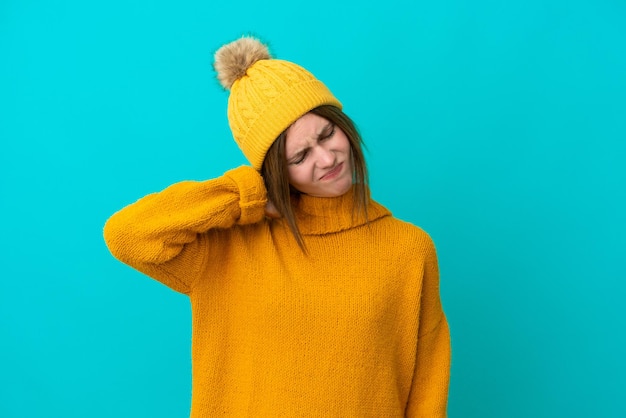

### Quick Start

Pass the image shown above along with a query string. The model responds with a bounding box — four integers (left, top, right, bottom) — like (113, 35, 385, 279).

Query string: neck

(290, 187, 390, 235)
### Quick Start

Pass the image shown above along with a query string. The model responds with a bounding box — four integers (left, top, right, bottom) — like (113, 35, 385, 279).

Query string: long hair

(261, 105, 369, 251)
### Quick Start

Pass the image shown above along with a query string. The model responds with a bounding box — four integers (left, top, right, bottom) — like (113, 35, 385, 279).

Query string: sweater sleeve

(405, 238, 451, 417)
(103, 165, 267, 294)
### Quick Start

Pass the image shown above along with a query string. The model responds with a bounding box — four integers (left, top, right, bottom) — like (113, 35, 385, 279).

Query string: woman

(104, 35, 451, 417)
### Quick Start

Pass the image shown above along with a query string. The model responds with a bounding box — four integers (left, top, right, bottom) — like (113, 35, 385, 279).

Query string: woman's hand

(265, 200, 281, 219)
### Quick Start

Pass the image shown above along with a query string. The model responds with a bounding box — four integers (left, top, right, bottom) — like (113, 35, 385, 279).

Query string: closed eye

(289, 149, 309, 165)
(320, 124, 336, 141)
(287, 123, 335, 165)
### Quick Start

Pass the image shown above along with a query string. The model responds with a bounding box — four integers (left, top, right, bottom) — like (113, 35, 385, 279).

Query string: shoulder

(370, 201, 436, 254)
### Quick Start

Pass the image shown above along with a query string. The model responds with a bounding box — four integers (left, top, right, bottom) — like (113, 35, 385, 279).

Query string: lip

(320, 162, 344, 181)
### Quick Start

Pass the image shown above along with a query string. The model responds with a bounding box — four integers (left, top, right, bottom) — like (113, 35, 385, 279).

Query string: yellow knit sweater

(104, 166, 451, 417)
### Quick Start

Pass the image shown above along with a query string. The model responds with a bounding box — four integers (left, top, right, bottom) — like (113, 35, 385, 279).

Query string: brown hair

(261, 105, 369, 250)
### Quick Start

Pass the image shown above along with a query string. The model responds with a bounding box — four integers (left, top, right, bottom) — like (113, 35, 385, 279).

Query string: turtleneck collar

(291, 187, 391, 235)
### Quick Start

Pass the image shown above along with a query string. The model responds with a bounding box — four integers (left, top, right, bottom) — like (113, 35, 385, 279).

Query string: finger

(265, 201, 281, 219)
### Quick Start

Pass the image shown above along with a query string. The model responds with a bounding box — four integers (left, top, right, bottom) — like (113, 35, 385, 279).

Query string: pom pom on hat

(214, 36, 271, 90)
(214, 35, 342, 170)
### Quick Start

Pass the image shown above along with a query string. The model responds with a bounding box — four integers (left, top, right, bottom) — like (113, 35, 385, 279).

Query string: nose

(315, 145, 335, 168)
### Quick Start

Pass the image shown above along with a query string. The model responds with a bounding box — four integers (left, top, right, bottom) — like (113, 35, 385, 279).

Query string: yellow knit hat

(214, 36, 342, 170)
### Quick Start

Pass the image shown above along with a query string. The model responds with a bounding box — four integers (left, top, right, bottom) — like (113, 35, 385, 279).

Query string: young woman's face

(284, 112, 353, 197)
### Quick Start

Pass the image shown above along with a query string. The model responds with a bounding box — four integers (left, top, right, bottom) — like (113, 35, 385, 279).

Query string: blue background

(1, 0, 625, 416)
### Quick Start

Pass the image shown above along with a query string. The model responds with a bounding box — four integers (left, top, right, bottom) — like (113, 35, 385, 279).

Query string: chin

(298, 176, 353, 197)
(325, 181, 353, 197)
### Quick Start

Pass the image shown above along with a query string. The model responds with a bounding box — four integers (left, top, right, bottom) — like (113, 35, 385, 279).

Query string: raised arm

(103, 165, 267, 293)
(405, 239, 451, 417)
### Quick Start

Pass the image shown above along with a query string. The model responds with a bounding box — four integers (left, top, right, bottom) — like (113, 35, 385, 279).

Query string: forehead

(285, 113, 330, 149)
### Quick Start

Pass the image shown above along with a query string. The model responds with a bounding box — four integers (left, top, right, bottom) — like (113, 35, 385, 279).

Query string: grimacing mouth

(319, 161, 343, 181)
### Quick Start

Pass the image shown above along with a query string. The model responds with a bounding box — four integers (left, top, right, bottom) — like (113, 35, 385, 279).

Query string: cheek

(335, 132, 351, 154)
(287, 166, 305, 186)
(287, 163, 316, 188)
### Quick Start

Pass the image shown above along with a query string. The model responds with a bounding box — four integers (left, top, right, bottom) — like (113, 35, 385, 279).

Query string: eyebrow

(287, 122, 334, 161)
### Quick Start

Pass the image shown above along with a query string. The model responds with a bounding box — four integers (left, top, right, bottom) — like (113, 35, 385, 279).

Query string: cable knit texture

(227, 59, 342, 170)
(104, 166, 451, 417)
